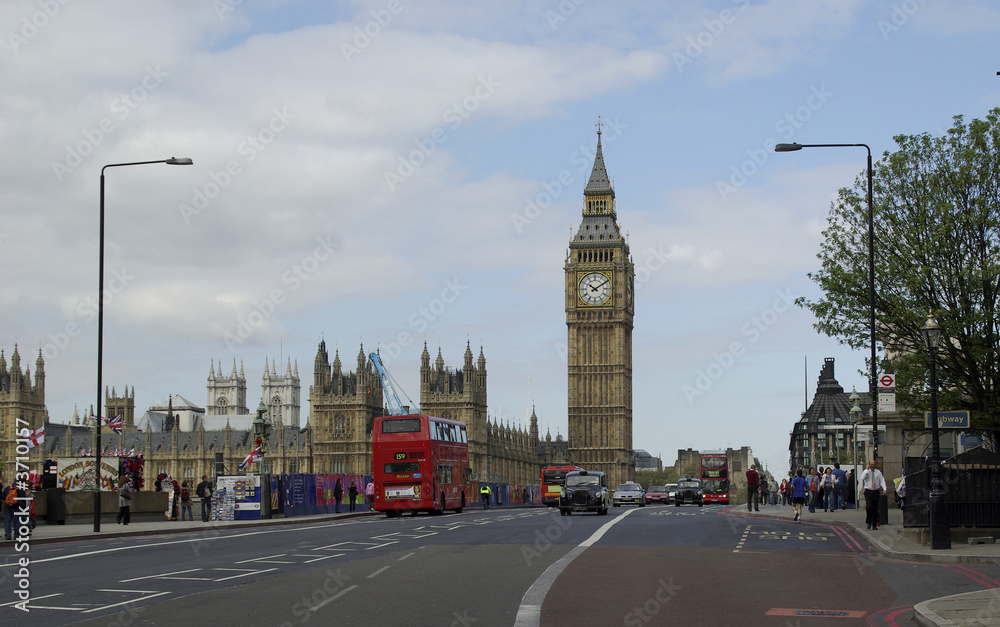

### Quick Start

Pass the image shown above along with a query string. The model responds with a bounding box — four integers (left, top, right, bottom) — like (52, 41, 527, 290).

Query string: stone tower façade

(206, 359, 248, 416)
(309, 342, 384, 474)
(0, 346, 47, 477)
(262, 358, 301, 428)
(565, 123, 635, 489)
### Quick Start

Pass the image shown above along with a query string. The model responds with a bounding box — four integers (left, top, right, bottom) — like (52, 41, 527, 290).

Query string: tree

(799, 108, 1000, 431)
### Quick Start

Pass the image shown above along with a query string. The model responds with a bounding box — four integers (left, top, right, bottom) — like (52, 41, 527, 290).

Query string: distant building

(634, 449, 662, 471)
(788, 358, 868, 473)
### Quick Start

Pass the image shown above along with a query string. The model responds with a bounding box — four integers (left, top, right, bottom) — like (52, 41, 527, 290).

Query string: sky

(2, 0, 999, 477)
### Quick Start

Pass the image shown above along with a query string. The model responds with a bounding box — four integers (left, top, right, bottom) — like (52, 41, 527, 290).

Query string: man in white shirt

(859, 460, 888, 530)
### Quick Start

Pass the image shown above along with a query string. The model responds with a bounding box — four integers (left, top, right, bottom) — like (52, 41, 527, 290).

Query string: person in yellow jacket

(480, 484, 491, 510)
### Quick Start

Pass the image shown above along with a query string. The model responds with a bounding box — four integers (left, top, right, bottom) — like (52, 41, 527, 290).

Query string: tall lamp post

(775, 142, 884, 522)
(922, 312, 950, 549)
(95, 158, 192, 533)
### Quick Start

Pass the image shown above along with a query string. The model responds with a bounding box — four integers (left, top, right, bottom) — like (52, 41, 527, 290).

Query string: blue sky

(3, 0, 999, 476)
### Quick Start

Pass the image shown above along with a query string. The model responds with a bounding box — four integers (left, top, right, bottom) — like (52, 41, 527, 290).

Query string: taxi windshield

(566, 475, 600, 488)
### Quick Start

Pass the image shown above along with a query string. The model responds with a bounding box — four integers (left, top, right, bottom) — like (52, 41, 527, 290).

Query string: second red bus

(700, 451, 731, 504)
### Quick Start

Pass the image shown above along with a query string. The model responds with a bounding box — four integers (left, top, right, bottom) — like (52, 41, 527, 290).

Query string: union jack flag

(105, 414, 123, 435)
(238, 446, 263, 471)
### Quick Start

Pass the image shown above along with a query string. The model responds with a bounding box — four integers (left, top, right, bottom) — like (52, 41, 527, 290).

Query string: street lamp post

(922, 312, 950, 549)
(95, 157, 192, 533)
(775, 142, 884, 523)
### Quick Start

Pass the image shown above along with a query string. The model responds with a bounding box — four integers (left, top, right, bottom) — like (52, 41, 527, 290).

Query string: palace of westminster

(1, 127, 648, 489)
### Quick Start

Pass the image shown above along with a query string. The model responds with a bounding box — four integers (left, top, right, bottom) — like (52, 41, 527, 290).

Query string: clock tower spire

(565, 120, 635, 488)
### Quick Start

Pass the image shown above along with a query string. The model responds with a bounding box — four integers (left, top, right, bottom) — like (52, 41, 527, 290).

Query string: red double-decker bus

(700, 451, 730, 504)
(541, 465, 583, 507)
(373, 414, 470, 517)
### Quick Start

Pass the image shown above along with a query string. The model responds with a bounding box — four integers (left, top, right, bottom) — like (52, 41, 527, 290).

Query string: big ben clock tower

(565, 121, 635, 488)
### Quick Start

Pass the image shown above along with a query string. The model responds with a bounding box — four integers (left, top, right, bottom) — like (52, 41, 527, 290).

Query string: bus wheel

(429, 494, 444, 515)
(385, 510, 399, 518)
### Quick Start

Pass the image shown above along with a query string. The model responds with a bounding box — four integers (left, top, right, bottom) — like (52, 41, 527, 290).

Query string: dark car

(674, 477, 704, 507)
(559, 470, 610, 516)
(644, 485, 669, 505)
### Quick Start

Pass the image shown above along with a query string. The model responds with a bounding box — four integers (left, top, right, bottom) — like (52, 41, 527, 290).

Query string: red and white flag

(24, 425, 44, 449)
(238, 446, 263, 471)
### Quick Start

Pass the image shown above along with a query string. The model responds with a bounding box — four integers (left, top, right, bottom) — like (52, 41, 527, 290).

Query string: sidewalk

(739, 501, 1000, 626)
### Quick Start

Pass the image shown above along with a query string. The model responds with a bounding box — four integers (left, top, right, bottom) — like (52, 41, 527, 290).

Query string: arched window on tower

(270, 396, 282, 425)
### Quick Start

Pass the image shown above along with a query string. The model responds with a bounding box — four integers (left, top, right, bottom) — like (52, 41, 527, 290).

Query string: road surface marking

(515, 508, 639, 626)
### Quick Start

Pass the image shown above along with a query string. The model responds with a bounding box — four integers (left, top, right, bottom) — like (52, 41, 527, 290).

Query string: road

(2, 505, 999, 626)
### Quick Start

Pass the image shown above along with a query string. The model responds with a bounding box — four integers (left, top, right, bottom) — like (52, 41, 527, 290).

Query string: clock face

(578, 272, 612, 306)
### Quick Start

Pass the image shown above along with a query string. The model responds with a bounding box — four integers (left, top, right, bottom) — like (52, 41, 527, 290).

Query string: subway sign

(924, 410, 970, 429)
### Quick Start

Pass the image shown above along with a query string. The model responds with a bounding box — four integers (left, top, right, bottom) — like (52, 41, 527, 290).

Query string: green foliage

(635, 468, 675, 489)
(799, 108, 1000, 431)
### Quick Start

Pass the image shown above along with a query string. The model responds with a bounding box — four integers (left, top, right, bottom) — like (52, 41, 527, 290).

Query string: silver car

(613, 482, 645, 507)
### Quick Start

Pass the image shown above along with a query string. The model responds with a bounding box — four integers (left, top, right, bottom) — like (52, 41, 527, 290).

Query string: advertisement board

(57, 457, 118, 491)
(212, 474, 261, 521)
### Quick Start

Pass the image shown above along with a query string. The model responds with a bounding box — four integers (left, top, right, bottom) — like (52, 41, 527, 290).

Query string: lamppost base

(929, 490, 951, 550)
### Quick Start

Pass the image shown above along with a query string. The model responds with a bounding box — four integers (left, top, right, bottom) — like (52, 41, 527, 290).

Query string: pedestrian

(807, 468, 820, 513)
(779, 477, 789, 506)
(348, 481, 359, 512)
(3, 478, 23, 540)
(333, 478, 343, 513)
(116, 476, 133, 525)
(522, 485, 530, 506)
(366, 481, 375, 511)
(790, 468, 808, 522)
(196, 474, 213, 522)
(821, 468, 835, 512)
(759, 476, 770, 507)
(845, 469, 856, 509)
(745, 464, 760, 512)
(859, 460, 888, 530)
(180, 481, 194, 521)
(832, 463, 847, 510)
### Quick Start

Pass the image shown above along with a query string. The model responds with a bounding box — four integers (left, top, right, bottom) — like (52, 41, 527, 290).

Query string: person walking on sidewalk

(348, 481, 359, 512)
(807, 468, 820, 513)
(821, 468, 836, 512)
(334, 478, 343, 513)
(196, 475, 213, 522)
(745, 464, 760, 512)
(832, 463, 847, 510)
(366, 481, 375, 511)
(860, 460, 888, 530)
(116, 476, 133, 525)
(180, 481, 194, 521)
(3, 478, 24, 540)
(790, 468, 808, 522)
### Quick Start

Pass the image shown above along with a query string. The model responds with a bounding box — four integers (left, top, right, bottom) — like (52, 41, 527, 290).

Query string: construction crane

(368, 352, 419, 416)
